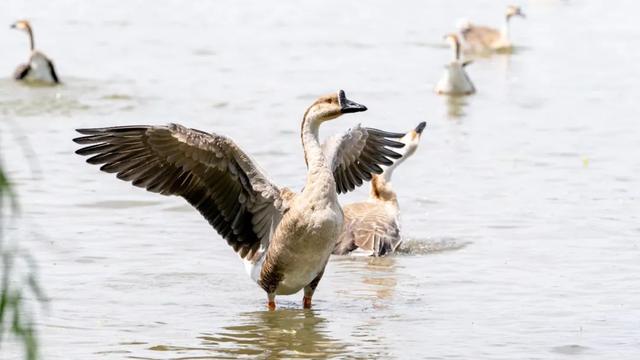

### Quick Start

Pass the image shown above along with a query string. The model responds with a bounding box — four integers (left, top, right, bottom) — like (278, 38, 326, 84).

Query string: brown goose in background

(11, 20, 59, 84)
(74, 90, 406, 310)
(457, 5, 526, 54)
(334, 121, 426, 257)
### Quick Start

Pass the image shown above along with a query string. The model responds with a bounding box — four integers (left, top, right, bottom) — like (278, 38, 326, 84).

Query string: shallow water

(1, 0, 639, 359)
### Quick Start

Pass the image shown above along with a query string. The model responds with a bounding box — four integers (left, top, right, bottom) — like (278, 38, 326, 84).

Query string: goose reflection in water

(197, 310, 349, 358)
(360, 257, 398, 309)
(444, 95, 470, 119)
(333, 256, 398, 310)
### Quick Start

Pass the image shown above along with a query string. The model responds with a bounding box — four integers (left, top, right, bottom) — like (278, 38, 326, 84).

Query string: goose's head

(444, 33, 461, 49)
(456, 18, 472, 32)
(304, 90, 367, 123)
(10, 19, 32, 33)
(506, 5, 525, 19)
(398, 121, 426, 159)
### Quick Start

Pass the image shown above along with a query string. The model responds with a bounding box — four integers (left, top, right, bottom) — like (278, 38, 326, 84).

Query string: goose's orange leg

(302, 296, 312, 309)
(267, 293, 276, 311)
(302, 267, 325, 309)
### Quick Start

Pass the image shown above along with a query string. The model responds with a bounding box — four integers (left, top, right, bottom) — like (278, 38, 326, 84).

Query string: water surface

(1, 0, 639, 359)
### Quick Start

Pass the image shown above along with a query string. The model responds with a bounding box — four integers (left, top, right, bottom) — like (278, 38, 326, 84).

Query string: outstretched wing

(73, 123, 289, 259)
(323, 124, 405, 194)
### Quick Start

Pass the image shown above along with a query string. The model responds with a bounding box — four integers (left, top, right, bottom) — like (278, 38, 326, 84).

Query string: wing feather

(333, 202, 401, 256)
(323, 124, 405, 194)
(74, 123, 289, 259)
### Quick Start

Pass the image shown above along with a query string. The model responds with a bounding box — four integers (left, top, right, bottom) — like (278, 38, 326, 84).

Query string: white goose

(333, 121, 426, 256)
(73, 90, 406, 310)
(457, 5, 526, 53)
(11, 20, 59, 84)
(435, 34, 475, 96)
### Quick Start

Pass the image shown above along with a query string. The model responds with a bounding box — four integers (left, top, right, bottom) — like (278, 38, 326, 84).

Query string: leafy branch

(0, 149, 43, 360)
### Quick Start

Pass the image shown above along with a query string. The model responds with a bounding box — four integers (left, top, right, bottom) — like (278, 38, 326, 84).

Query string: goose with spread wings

(74, 90, 405, 310)
(334, 121, 426, 257)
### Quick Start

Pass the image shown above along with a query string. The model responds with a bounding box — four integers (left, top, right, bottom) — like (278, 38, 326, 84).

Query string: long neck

(301, 114, 328, 174)
(382, 155, 407, 183)
(372, 143, 416, 203)
(369, 175, 398, 205)
(27, 26, 34, 51)
(502, 15, 511, 40)
(450, 39, 460, 61)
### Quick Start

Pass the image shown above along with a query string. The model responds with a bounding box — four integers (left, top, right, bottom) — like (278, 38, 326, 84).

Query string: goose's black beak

(10, 24, 16, 29)
(339, 90, 367, 114)
(415, 122, 426, 134)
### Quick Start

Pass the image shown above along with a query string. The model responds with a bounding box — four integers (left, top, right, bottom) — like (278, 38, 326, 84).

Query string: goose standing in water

(457, 5, 526, 54)
(334, 121, 426, 256)
(435, 34, 475, 96)
(10, 20, 59, 84)
(73, 90, 406, 310)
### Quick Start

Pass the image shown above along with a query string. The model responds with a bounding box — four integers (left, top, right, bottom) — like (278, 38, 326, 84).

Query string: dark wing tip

(386, 139, 405, 148)
(76, 125, 152, 134)
(75, 128, 106, 135)
(74, 147, 88, 155)
(365, 128, 405, 138)
(337, 181, 348, 194)
(73, 135, 105, 145)
(386, 149, 403, 159)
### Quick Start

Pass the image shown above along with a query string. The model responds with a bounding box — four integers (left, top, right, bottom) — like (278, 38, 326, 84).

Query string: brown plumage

(458, 5, 525, 54)
(460, 25, 503, 51)
(74, 124, 287, 260)
(73, 90, 407, 309)
(335, 199, 402, 256)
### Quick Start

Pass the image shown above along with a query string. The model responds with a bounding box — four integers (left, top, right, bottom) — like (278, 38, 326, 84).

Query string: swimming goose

(73, 90, 406, 310)
(435, 34, 475, 96)
(333, 121, 426, 257)
(10, 20, 59, 84)
(457, 5, 525, 53)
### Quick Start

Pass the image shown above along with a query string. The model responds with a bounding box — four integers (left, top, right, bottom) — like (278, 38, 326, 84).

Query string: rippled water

(1, 0, 639, 359)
